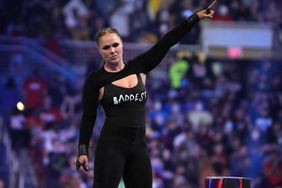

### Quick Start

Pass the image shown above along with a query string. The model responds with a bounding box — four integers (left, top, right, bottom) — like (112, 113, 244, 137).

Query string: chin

(108, 59, 120, 65)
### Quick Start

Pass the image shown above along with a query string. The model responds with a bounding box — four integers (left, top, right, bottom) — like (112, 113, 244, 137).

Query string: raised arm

(129, 9, 214, 74)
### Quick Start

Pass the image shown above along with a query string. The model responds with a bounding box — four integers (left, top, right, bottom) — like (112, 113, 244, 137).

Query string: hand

(196, 9, 215, 19)
(76, 155, 89, 175)
(197, 0, 217, 19)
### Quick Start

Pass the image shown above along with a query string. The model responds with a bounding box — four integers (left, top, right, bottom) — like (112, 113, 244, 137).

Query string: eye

(112, 42, 119, 48)
(102, 45, 110, 50)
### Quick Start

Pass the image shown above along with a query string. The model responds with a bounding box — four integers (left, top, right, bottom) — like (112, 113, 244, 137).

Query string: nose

(109, 46, 116, 54)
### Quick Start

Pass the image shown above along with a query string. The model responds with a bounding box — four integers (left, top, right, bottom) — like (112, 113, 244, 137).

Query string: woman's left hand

(196, 9, 215, 19)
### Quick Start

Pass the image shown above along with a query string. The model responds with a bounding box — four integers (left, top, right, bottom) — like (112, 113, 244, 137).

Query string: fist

(76, 155, 89, 175)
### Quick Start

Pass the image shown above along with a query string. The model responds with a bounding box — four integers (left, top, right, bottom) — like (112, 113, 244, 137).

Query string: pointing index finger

(207, 0, 218, 10)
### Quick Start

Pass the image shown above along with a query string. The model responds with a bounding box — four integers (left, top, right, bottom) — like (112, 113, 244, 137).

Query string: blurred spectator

(22, 68, 48, 112)
(212, 4, 234, 21)
(187, 100, 213, 131)
(109, 0, 136, 40)
(60, 87, 81, 122)
(47, 73, 67, 108)
(199, 153, 216, 188)
(233, 1, 254, 21)
(262, 149, 282, 188)
(39, 96, 62, 125)
(146, 0, 161, 20)
(154, 0, 174, 38)
(0, 77, 22, 124)
(94, 0, 116, 18)
(62, 0, 90, 40)
(129, 1, 152, 42)
(168, 51, 191, 89)
(262, 1, 280, 24)
(9, 107, 30, 152)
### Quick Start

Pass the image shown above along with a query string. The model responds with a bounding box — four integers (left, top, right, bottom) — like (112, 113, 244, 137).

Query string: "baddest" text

(113, 91, 147, 105)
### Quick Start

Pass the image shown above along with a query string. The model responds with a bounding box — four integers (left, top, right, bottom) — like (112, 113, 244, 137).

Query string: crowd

(0, 0, 282, 188)
(1, 0, 282, 45)
(0, 50, 282, 188)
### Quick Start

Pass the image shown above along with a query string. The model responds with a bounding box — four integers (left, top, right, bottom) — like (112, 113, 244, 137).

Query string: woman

(76, 7, 215, 188)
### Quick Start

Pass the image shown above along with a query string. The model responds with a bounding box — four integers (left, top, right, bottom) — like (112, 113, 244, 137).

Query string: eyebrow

(102, 42, 120, 50)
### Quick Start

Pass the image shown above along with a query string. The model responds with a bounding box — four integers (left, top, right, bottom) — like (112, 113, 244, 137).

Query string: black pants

(93, 124, 152, 188)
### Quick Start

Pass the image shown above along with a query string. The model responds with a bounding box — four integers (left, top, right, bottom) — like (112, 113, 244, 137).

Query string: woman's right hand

(76, 155, 89, 175)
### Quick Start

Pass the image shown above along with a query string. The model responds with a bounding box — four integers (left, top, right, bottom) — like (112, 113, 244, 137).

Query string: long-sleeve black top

(78, 14, 200, 147)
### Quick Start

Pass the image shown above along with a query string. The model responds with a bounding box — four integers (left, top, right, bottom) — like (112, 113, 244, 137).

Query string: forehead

(98, 33, 122, 46)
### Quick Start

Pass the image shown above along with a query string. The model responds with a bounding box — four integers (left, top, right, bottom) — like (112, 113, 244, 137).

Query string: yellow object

(147, 0, 161, 20)
(197, 51, 207, 63)
(176, 50, 192, 60)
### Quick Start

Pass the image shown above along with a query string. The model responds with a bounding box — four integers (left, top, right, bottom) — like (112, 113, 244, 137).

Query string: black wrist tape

(187, 13, 200, 25)
(78, 144, 88, 156)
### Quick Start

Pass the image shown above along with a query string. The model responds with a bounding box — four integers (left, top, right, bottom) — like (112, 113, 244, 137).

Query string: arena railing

(0, 36, 77, 85)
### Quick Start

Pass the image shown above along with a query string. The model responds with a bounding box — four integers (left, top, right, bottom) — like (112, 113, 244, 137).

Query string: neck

(104, 61, 124, 73)
(104, 62, 125, 72)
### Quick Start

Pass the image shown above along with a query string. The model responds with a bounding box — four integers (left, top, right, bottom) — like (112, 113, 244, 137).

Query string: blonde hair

(95, 27, 121, 45)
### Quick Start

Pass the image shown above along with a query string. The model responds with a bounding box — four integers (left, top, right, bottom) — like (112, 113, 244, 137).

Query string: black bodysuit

(100, 74, 147, 128)
(78, 14, 200, 188)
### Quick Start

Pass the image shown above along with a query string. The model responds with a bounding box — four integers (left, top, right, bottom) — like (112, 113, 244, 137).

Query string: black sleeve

(128, 13, 200, 73)
(78, 74, 100, 148)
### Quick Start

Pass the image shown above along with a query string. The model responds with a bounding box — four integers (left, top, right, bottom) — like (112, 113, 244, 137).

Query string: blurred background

(0, 0, 281, 188)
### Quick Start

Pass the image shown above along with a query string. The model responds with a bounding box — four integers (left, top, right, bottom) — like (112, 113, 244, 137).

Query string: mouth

(111, 56, 119, 60)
